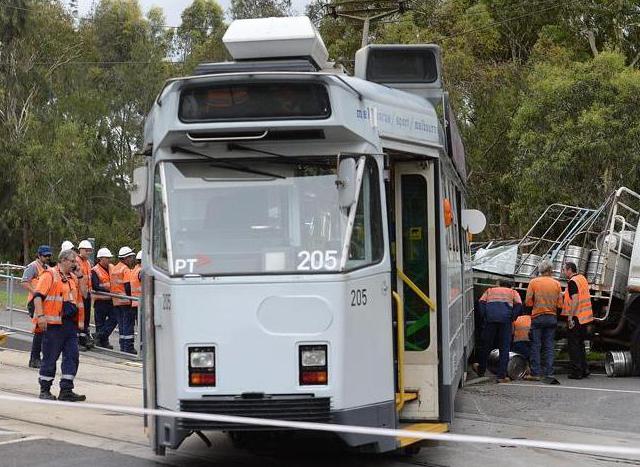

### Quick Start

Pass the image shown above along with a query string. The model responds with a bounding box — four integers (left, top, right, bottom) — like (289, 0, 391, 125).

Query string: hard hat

(60, 240, 75, 252)
(118, 246, 135, 258)
(136, 250, 142, 260)
(97, 247, 113, 258)
(78, 240, 93, 250)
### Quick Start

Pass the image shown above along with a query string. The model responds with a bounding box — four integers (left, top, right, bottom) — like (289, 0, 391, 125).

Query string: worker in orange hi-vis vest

(472, 279, 522, 383)
(523, 259, 563, 383)
(512, 313, 531, 359)
(20, 245, 52, 368)
(112, 247, 137, 354)
(562, 261, 594, 380)
(76, 240, 94, 350)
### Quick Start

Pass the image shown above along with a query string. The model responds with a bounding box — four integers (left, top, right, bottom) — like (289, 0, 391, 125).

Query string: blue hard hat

(37, 245, 52, 256)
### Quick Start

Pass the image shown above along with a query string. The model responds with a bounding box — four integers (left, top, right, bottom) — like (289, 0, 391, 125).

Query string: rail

(392, 291, 406, 412)
(0, 272, 141, 360)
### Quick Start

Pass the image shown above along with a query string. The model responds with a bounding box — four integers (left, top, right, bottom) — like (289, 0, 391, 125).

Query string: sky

(77, 0, 313, 26)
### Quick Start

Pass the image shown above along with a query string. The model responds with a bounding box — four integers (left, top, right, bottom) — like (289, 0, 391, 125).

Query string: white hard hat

(136, 250, 142, 260)
(78, 240, 93, 250)
(118, 246, 135, 258)
(97, 247, 113, 258)
(60, 240, 75, 252)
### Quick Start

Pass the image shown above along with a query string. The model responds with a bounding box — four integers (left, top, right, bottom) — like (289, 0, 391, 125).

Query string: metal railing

(0, 268, 141, 361)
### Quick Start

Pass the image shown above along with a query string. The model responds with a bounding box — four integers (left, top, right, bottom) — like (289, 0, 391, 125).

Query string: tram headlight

(300, 348, 327, 367)
(299, 344, 328, 386)
(190, 351, 215, 368)
(189, 346, 216, 387)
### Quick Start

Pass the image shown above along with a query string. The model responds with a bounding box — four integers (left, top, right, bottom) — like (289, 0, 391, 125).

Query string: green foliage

(229, 0, 292, 20)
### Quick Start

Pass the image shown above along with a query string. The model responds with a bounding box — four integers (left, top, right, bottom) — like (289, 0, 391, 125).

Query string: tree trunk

(22, 220, 29, 265)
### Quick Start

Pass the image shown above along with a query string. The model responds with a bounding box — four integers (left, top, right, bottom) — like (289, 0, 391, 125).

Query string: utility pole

(324, 1, 409, 48)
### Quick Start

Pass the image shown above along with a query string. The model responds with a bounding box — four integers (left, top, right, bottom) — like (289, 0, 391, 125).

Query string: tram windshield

(153, 157, 383, 275)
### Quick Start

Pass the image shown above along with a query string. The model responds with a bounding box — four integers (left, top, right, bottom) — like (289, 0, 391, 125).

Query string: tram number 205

(350, 289, 367, 307)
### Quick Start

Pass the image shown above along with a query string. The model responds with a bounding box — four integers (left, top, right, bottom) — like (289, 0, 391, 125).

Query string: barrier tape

(0, 394, 639, 457)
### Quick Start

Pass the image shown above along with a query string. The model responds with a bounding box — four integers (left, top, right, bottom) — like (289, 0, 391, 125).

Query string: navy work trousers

(567, 318, 588, 377)
(79, 296, 92, 342)
(39, 318, 79, 391)
(114, 305, 135, 353)
(478, 321, 512, 379)
(94, 299, 116, 345)
(512, 340, 531, 360)
(30, 332, 43, 361)
(530, 314, 557, 377)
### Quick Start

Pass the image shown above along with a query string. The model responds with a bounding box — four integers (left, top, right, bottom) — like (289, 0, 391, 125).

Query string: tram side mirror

(131, 165, 148, 207)
(337, 158, 357, 209)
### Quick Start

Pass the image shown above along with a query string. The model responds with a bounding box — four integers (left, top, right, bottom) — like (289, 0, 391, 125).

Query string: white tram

(131, 16, 484, 454)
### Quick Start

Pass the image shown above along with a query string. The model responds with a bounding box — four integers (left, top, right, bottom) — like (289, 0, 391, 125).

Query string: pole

(361, 17, 370, 48)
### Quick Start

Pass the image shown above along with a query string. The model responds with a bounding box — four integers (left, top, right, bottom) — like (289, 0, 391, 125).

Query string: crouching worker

(512, 312, 532, 360)
(32, 249, 86, 402)
(473, 280, 523, 383)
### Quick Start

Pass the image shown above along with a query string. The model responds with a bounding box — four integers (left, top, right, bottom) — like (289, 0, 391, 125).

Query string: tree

(176, 0, 227, 70)
(229, 0, 291, 20)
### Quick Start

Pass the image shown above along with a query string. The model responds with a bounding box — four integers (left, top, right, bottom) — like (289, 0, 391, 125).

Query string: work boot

(497, 377, 511, 384)
(124, 348, 138, 356)
(58, 390, 86, 402)
(567, 374, 583, 380)
(28, 358, 41, 369)
(86, 336, 95, 350)
(471, 363, 485, 377)
(39, 390, 56, 400)
(98, 340, 113, 350)
(523, 375, 540, 381)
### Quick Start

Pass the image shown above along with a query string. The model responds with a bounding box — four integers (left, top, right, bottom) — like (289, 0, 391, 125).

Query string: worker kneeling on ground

(32, 249, 86, 402)
(512, 312, 531, 360)
(523, 259, 562, 384)
(473, 279, 522, 383)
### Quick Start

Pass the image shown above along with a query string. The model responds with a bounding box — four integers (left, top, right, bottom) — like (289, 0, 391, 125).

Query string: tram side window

(152, 167, 169, 272)
(346, 160, 383, 269)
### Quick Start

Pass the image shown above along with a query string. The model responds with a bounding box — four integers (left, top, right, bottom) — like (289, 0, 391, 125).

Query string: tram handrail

(396, 268, 436, 311)
(392, 291, 406, 412)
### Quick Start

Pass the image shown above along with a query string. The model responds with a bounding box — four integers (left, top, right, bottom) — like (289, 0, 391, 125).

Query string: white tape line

(508, 383, 640, 395)
(0, 394, 639, 457)
(0, 436, 44, 446)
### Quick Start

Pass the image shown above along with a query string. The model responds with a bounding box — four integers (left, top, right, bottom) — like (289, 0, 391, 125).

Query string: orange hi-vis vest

(32, 266, 78, 330)
(76, 255, 92, 295)
(111, 262, 131, 307)
(525, 275, 563, 318)
(25, 260, 47, 304)
(92, 263, 111, 301)
(513, 315, 532, 342)
(562, 274, 594, 324)
(130, 264, 141, 309)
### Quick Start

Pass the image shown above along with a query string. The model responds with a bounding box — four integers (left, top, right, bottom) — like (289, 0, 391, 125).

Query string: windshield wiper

(171, 146, 285, 179)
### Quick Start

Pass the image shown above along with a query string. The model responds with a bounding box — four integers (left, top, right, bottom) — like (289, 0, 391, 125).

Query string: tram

(131, 16, 484, 455)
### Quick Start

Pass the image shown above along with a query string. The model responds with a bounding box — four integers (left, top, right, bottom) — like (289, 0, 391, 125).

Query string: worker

(112, 247, 137, 354)
(20, 245, 52, 368)
(523, 259, 563, 383)
(130, 251, 142, 321)
(32, 249, 86, 401)
(60, 240, 75, 252)
(76, 240, 94, 350)
(562, 261, 594, 379)
(92, 248, 115, 349)
(472, 279, 522, 383)
(512, 312, 531, 360)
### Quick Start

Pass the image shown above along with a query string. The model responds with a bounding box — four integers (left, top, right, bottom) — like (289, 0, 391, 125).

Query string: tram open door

(392, 160, 443, 430)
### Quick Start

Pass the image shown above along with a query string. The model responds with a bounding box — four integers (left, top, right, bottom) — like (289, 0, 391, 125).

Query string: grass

(0, 280, 28, 309)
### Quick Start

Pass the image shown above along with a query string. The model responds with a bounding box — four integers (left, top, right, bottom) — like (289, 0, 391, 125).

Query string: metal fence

(0, 263, 141, 360)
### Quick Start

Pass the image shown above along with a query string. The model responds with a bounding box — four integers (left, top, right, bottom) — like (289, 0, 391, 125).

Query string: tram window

(346, 160, 383, 269)
(152, 167, 169, 272)
(179, 81, 331, 122)
(366, 49, 438, 84)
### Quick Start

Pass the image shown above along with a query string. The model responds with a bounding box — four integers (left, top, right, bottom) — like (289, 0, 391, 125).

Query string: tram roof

(144, 71, 444, 157)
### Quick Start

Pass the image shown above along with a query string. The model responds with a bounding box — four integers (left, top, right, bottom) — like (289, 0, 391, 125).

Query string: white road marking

(508, 383, 640, 395)
(0, 436, 44, 446)
(0, 394, 638, 457)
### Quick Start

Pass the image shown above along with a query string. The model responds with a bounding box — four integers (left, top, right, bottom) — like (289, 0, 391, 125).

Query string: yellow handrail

(392, 291, 406, 412)
(396, 267, 436, 311)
